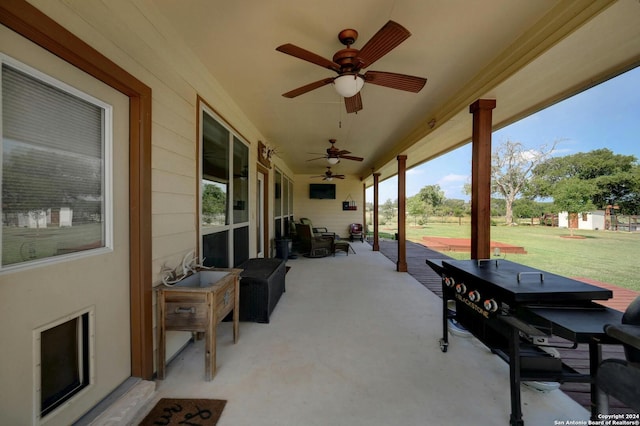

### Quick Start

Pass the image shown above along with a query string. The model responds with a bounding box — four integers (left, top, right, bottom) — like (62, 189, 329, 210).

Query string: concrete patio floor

(131, 242, 590, 426)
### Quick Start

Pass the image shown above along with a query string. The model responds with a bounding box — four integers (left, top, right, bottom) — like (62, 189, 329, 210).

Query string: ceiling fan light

(327, 157, 340, 165)
(334, 74, 364, 98)
(325, 177, 333, 181)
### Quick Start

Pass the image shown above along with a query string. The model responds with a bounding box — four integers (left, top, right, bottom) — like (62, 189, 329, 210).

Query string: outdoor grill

(426, 258, 624, 426)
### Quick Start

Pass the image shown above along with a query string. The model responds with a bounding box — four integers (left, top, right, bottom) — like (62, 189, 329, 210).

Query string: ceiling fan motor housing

(333, 48, 361, 73)
(338, 28, 358, 46)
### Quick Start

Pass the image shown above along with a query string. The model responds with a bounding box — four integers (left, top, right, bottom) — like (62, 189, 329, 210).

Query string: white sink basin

(174, 270, 230, 288)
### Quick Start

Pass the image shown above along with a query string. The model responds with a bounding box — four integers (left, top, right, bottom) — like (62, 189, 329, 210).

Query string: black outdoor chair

(596, 295, 640, 414)
(299, 217, 337, 239)
(294, 223, 334, 258)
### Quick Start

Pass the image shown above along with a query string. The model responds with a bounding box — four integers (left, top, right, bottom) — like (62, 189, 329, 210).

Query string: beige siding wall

(24, 0, 296, 272)
(0, 0, 352, 421)
(1, 1, 291, 423)
(27, 0, 275, 265)
(293, 175, 365, 238)
(0, 22, 132, 426)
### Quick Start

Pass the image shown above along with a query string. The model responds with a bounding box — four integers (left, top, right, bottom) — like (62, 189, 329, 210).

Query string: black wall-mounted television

(309, 183, 336, 199)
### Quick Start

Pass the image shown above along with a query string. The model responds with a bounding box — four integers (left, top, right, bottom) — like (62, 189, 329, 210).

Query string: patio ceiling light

(333, 74, 364, 98)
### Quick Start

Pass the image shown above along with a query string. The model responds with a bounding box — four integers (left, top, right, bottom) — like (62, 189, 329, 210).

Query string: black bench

(237, 258, 286, 323)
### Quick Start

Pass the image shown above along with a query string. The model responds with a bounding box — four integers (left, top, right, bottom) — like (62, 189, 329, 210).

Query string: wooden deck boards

(421, 236, 527, 254)
(572, 277, 640, 313)
(375, 238, 635, 414)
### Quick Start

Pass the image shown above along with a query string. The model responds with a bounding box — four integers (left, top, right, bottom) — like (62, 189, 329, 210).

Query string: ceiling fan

(308, 139, 364, 165)
(276, 20, 427, 113)
(311, 167, 345, 181)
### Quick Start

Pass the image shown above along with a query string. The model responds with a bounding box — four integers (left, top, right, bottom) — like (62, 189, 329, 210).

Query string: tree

(551, 178, 596, 236)
(592, 168, 640, 214)
(407, 195, 427, 225)
(492, 140, 557, 225)
(512, 199, 546, 224)
(528, 148, 640, 214)
(201, 182, 226, 224)
(441, 198, 468, 225)
(416, 184, 445, 222)
(417, 185, 444, 212)
(381, 198, 396, 222)
(491, 198, 506, 217)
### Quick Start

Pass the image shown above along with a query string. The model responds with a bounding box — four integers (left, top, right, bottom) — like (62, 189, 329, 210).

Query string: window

(200, 104, 249, 267)
(201, 114, 229, 228)
(274, 170, 282, 239)
(1, 58, 109, 270)
(274, 170, 294, 239)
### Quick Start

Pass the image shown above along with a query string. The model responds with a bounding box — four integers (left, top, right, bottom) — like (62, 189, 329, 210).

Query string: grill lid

(441, 259, 612, 304)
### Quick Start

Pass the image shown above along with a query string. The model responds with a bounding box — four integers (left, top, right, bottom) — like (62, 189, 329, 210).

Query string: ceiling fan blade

(344, 92, 363, 113)
(358, 21, 411, 69)
(364, 71, 427, 92)
(340, 155, 364, 162)
(334, 175, 346, 179)
(276, 44, 340, 72)
(282, 78, 334, 98)
(306, 156, 327, 162)
(336, 149, 352, 155)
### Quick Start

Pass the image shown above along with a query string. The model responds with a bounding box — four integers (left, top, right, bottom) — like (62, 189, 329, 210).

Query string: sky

(367, 66, 640, 203)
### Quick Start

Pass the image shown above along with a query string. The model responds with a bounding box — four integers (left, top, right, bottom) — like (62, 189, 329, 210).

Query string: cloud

(438, 173, 468, 184)
(519, 149, 540, 161)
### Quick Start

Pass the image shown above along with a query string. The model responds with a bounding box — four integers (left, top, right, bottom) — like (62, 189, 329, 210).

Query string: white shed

(17, 210, 47, 228)
(558, 210, 605, 230)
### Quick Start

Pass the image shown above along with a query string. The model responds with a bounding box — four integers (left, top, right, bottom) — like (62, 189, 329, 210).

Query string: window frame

(274, 168, 294, 239)
(198, 103, 250, 267)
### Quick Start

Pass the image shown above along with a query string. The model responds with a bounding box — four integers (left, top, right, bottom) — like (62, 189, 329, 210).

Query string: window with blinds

(1, 59, 109, 269)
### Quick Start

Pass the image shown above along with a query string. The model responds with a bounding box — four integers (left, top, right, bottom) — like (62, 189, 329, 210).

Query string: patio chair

(289, 219, 300, 253)
(349, 223, 364, 242)
(299, 217, 336, 239)
(596, 295, 640, 414)
(295, 223, 334, 258)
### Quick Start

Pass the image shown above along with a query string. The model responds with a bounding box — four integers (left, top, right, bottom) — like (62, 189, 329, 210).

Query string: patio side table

(333, 241, 354, 256)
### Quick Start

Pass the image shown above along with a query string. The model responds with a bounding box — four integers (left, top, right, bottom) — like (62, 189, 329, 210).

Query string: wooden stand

(156, 269, 241, 381)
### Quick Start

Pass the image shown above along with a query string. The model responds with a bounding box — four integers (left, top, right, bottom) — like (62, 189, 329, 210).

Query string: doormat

(139, 398, 226, 426)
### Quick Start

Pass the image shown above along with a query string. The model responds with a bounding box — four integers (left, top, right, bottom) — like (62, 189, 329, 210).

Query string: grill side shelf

(491, 347, 587, 382)
(498, 315, 547, 338)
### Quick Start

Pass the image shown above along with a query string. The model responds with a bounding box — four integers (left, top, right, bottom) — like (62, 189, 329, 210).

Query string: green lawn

(2, 223, 102, 266)
(377, 221, 639, 292)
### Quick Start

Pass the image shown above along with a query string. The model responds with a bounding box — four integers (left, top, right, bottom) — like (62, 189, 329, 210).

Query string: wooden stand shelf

(156, 268, 241, 381)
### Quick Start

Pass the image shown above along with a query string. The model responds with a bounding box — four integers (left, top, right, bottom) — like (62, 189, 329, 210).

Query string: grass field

(377, 221, 639, 292)
(2, 223, 102, 266)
